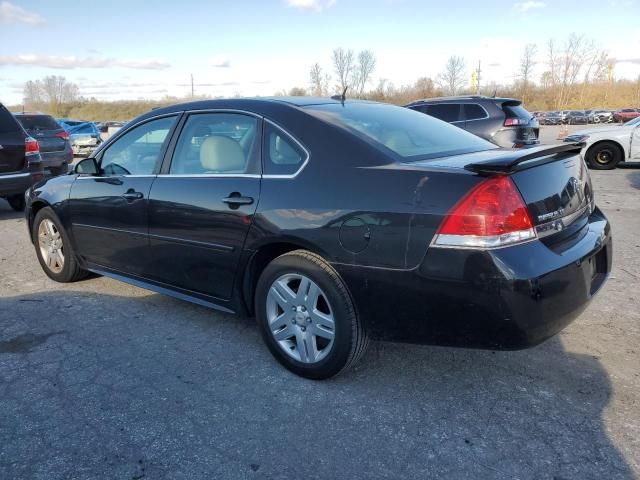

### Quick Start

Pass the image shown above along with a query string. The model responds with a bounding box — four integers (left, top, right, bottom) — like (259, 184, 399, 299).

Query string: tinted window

(263, 123, 306, 175)
(425, 103, 461, 122)
(463, 104, 487, 121)
(15, 115, 60, 131)
(503, 104, 531, 120)
(101, 116, 177, 176)
(306, 103, 495, 160)
(0, 106, 21, 134)
(170, 113, 257, 175)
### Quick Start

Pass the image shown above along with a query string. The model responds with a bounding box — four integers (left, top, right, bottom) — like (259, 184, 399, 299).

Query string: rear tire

(7, 194, 25, 212)
(255, 250, 368, 379)
(32, 207, 87, 282)
(586, 141, 622, 170)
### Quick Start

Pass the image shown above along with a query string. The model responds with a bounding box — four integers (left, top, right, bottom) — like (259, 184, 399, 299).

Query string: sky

(0, 0, 639, 105)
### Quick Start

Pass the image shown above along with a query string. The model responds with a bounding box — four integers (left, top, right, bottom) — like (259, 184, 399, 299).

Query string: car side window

(100, 116, 177, 176)
(426, 104, 461, 123)
(263, 123, 307, 176)
(464, 104, 487, 121)
(169, 113, 258, 175)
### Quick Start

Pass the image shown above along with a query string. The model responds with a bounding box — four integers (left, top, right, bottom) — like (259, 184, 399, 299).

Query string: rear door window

(463, 104, 487, 121)
(424, 103, 461, 123)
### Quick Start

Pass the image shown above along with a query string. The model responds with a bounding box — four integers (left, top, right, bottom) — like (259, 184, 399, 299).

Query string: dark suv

(14, 113, 72, 175)
(405, 96, 539, 148)
(0, 104, 45, 211)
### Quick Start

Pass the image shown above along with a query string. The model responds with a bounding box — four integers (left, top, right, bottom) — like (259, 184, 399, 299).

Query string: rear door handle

(222, 194, 254, 206)
(122, 191, 144, 201)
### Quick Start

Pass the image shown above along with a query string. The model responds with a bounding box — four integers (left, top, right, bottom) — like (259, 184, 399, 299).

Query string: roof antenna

(331, 86, 348, 104)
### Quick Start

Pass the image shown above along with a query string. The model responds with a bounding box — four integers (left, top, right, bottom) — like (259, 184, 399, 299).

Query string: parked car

(14, 113, 73, 176)
(25, 97, 611, 379)
(613, 108, 640, 123)
(564, 115, 640, 169)
(404, 96, 539, 148)
(539, 111, 563, 125)
(0, 104, 44, 211)
(97, 121, 125, 133)
(593, 110, 614, 123)
(564, 110, 589, 125)
(57, 119, 102, 156)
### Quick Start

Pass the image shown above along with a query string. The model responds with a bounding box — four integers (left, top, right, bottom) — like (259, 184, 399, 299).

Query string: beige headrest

(200, 135, 245, 173)
(383, 131, 413, 152)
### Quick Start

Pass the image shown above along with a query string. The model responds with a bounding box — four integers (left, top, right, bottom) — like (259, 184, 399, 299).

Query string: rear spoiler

(464, 143, 584, 175)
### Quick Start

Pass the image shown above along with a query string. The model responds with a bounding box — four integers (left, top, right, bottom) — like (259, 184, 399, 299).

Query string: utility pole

(476, 60, 482, 96)
(190, 73, 194, 98)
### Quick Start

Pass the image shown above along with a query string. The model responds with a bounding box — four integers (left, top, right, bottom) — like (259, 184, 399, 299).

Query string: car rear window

(305, 102, 496, 160)
(502, 104, 531, 120)
(15, 115, 60, 131)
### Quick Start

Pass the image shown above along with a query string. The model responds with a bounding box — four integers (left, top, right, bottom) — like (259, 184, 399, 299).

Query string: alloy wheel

(595, 149, 613, 165)
(38, 219, 64, 274)
(266, 273, 335, 364)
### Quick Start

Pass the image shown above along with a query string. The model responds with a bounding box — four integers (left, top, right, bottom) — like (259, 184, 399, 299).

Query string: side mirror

(74, 157, 99, 175)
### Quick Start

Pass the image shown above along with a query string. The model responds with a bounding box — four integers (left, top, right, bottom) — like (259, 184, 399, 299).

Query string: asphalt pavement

(0, 156, 639, 479)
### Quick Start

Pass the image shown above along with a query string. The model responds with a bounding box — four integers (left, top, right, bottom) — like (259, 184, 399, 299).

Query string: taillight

(25, 137, 40, 156)
(432, 175, 536, 249)
(56, 131, 70, 141)
(504, 117, 529, 126)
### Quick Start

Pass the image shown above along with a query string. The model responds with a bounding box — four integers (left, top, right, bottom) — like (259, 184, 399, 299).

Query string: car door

(146, 111, 261, 301)
(632, 124, 640, 160)
(69, 114, 179, 275)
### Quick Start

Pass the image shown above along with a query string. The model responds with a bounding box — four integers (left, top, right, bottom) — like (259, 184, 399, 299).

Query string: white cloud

(210, 55, 231, 68)
(0, 1, 46, 25)
(285, 0, 336, 12)
(513, 1, 546, 13)
(0, 55, 170, 70)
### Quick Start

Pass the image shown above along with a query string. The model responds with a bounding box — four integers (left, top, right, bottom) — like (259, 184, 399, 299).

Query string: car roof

(406, 95, 519, 106)
(135, 96, 379, 122)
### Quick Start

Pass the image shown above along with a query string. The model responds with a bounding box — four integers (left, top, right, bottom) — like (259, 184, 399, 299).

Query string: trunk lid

(418, 144, 594, 243)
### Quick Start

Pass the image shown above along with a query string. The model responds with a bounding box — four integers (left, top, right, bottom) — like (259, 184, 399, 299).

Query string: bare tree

(24, 76, 79, 115)
(332, 48, 355, 94)
(288, 87, 307, 96)
(309, 63, 324, 96)
(437, 56, 466, 96)
(546, 34, 594, 110)
(354, 50, 376, 97)
(519, 43, 537, 105)
(414, 77, 435, 99)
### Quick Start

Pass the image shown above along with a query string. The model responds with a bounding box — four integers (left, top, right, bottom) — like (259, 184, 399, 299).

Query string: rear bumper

(40, 148, 72, 169)
(334, 207, 611, 350)
(0, 172, 34, 196)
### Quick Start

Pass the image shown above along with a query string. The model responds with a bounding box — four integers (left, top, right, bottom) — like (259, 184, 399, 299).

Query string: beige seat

(200, 135, 246, 173)
(382, 130, 413, 152)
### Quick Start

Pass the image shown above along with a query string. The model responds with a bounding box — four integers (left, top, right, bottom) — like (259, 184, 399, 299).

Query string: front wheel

(255, 250, 368, 379)
(586, 141, 622, 170)
(32, 207, 87, 282)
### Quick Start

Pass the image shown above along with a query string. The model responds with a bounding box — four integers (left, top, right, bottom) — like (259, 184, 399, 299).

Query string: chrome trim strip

(535, 202, 591, 238)
(75, 175, 157, 179)
(72, 223, 146, 237)
(148, 232, 234, 252)
(156, 174, 261, 179)
(0, 172, 30, 180)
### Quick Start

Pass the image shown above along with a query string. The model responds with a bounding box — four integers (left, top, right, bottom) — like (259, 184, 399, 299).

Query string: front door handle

(222, 193, 254, 206)
(122, 191, 144, 201)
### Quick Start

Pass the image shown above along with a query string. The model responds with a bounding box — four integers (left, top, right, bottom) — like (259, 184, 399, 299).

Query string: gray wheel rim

(596, 149, 613, 165)
(38, 219, 64, 274)
(266, 273, 335, 364)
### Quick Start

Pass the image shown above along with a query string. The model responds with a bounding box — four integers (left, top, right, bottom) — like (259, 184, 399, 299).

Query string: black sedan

(25, 97, 612, 379)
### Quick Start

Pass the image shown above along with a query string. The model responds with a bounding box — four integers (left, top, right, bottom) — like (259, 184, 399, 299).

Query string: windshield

(305, 102, 496, 160)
